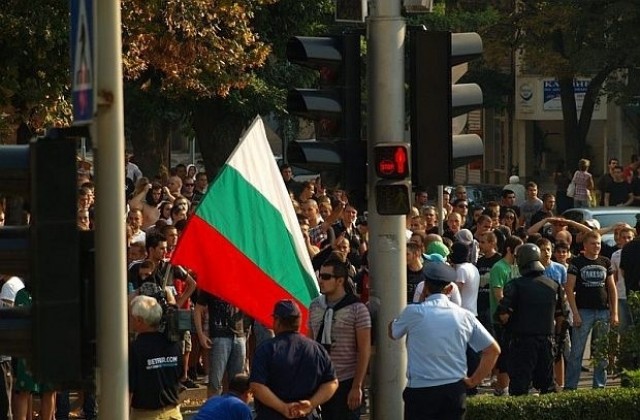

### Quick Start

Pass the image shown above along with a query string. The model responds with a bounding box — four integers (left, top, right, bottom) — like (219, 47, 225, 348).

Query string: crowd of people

(390, 179, 640, 418)
(552, 156, 640, 211)
(2, 152, 640, 420)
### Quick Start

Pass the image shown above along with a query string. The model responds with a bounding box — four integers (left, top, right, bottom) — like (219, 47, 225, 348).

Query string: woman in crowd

(571, 158, 594, 208)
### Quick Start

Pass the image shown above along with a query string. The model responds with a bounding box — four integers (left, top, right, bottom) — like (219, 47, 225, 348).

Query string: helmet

(516, 243, 545, 275)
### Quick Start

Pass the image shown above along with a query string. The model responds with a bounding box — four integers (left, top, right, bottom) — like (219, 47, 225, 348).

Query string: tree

(0, 0, 71, 140)
(486, 0, 640, 167)
(190, 0, 335, 176)
(121, 0, 274, 177)
(120, 0, 336, 178)
(0, 0, 336, 177)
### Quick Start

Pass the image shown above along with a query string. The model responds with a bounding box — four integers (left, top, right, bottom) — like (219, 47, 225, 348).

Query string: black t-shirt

(407, 267, 427, 304)
(605, 181, 632, 206)
(621, 239, 640, 293)
(128, 261, 188, 291)
(249, 331, 336, 420)
(475, 253, 502, 313)
(568, 255, 614, 310)
(129, 332, 182, 410)
(600, 244, 618, 260)
(597, 174, 614, 205)
(196, 290, 245, 338)
(530, 210, 553, 231)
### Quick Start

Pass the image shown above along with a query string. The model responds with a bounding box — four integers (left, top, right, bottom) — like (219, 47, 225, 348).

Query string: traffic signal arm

(410, 30, 484, 188)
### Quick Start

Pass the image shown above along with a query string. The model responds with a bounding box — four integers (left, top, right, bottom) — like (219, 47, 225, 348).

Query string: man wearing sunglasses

(309, 255, 371, 420)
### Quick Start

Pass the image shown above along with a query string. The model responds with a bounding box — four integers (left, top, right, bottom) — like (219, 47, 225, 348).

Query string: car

(562, 206, 640, 245)
(427, 184, 505, 208)
(275, 156, 319, 183)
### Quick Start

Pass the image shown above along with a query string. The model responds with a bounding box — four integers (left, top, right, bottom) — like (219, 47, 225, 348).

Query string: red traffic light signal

(374, 144, 410, 179)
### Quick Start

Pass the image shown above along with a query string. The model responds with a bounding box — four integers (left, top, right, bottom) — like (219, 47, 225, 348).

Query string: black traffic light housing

(286, 33, 365, 207)
(0, 131, 94, 387)
(410, 31, 484, 188)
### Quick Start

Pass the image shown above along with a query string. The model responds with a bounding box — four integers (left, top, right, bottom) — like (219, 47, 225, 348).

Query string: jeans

(565, 309, 609, 389)
(208, 336, 246, 395)
(55, 390, 97, 420)
(573, 198, 590, 208)
(618, 299, 633, 332)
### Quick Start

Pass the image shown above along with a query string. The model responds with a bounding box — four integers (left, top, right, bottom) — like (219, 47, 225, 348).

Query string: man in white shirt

(0, 274, 25, 420)
(612, 226, 636, 331)
(450, 243, 482, 396)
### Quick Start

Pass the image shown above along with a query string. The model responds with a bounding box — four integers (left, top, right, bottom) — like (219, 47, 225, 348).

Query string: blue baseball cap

(273, 299, 301, 318)
(423, 262, 457, 284)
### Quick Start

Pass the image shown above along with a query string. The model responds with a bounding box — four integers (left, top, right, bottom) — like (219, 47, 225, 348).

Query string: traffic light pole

(367, 2, 406, 419)
(95, 2, 129, 419)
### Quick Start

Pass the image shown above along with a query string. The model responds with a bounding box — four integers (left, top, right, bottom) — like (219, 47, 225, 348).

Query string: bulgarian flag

(171, 116, 319, 330)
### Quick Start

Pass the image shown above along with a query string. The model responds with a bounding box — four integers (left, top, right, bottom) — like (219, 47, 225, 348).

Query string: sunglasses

(318, 273, 335, 281)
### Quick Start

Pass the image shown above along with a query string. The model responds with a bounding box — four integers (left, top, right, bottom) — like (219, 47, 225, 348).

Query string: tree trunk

(559, 67, 611, 171)
(191, 98, 249, 179)
(129, 118, 171, 182)
(559, 76, 582, 169)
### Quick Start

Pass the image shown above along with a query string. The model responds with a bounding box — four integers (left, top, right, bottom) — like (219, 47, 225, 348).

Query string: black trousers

(507, 335, 555, 396)
(321, 378, 361, 420)
(403, 381, 466, 420)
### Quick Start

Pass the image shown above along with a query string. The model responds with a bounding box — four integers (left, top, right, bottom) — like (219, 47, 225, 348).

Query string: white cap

(584, 219, 601, 230)
(0, 277, 25, 304)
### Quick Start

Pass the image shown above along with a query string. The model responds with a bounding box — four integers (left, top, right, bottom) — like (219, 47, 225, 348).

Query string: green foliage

(621, 369, 640, 388)
(467, 388, 640, 420)
(0, 0, 71, 129)
(590, 292, 640, 376)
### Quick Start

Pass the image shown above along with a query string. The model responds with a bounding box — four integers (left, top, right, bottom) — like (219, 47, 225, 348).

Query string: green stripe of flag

(196, 164, 318, 306)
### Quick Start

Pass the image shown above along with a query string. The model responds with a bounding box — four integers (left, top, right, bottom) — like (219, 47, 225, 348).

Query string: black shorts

(492, 324, 511, 372)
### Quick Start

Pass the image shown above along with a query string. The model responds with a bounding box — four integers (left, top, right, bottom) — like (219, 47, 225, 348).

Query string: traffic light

(410, 30, 484, 188)
(0, 132, 93, 386)
(285, 33, 365, 207)
(373, 144, 411, 215)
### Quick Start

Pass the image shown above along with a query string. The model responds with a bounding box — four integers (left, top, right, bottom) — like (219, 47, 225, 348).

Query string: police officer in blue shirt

(250, 300, 338, 419)
(389, 262, 500, 420)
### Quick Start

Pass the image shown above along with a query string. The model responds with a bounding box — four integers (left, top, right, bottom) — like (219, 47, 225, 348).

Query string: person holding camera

(129, 295, 183, 420)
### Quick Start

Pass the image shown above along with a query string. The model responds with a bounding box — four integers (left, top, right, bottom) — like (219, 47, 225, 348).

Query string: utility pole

(95, 1, 128, 419)
(367, 1, 407, 419)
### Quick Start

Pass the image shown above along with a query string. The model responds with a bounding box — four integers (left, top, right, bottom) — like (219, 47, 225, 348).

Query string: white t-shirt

(0, 276, 25, 306)
(455, 262, 480, 316)
(611, 249, 626, 300)
(0, 276, 25, 363)
(413, 281, 462, 306)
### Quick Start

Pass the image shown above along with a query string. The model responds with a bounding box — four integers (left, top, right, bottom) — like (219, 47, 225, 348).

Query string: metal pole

(190, 137, 196, 166)
(95, 1, 128, 419)
(367, 1, 406, 419)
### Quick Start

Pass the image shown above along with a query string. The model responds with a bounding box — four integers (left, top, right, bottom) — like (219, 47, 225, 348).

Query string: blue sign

(70, 0, 95, 125)
(543, 79, 590, 112)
